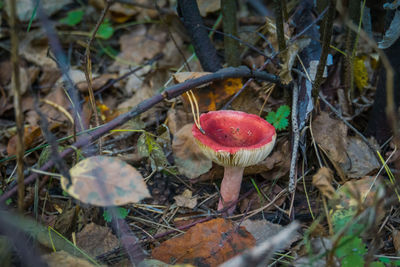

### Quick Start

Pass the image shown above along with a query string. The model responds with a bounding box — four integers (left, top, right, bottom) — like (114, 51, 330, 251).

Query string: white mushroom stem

(218, 166, 245, 214)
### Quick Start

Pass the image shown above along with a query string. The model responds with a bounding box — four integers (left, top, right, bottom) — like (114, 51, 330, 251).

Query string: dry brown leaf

(76, 73, 117, 93)
(312, 167, 336, 199)
(7, 125, 42, 156)
(340, 136, 380, 178)
(174, 72, 243, 112)
(197, 0, 220, 16)
(166, 108, 191, 135)
(109, 2, 138, 23)
(174, 189, 197, 209)
(312, 112, 348, 164)
(61, 156, 150, 206)
(42, 251, 96, 267)
(172, 123, 212, 179)
(152, 218, 255, 266)
(76, 223, 119, 257)
(393, 230, 400, 254)
(279, 38, 310, 84)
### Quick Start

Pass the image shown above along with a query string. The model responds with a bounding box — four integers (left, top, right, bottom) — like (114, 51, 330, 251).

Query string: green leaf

(60, 9, 84, 26)
(378, 257, 390, 264)
(336, 236, 367, 259)
(103, 207, 129, 223)
(0, 189, 11, 205)
(97, 20, 114, 40)
(370, 261, 385, 267)
(341, 254, 364, 267)
(265, 105, 291, 131)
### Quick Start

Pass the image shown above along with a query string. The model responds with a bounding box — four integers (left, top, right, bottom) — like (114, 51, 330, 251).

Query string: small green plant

(103, 207, 129, 223)
(59, 9, 84, 26)
(0, 189, 11, 205)
(332, 209, 388, 267)
(97, 19, 114, 40)
(266, 105, 290, 130)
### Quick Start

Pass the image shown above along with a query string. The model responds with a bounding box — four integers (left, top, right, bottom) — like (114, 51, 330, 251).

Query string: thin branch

(274, 0, 286, 52)
(83, 0, 112, 144)
(311, 0, 336, 97)
(8, 0, 25, 212)
(289, 83, 299, 193)
(0, 67, 287, 203)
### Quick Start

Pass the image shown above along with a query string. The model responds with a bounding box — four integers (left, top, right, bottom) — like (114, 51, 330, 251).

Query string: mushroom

(192, 110, 276, 214)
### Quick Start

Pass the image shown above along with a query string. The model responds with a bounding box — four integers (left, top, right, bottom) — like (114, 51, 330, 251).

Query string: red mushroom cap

(192, 110, 276, 167)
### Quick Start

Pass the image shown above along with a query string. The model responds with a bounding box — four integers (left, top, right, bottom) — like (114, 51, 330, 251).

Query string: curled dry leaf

(312, 167, 336, 199)
(173, 189, 197, 209)
(151, 218, 255, 266)
(172, 123, 212, 179)
(76, 223, 119, 258)
(61, 156, 150, 206)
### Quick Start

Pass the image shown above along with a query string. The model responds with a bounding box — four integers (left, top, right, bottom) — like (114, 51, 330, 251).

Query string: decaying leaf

(174, 72, 243, 112)
(61, 156, 150, 206)
(279, 38, 310, 84)
(197, 0, 220, 16)
(76, 223, 119, 257)
(137, 132, 169, 171)
(174, 189, 197, 209)
(7, 125, 42, 156)
(312, 167, 336, 199)
(152, 218, 255, 266)
(340, 137, 380, 178)
(312, 112, 348, 164)
(172, 123, 212, 179)
(242, 219, 299, 246)
(42, 251, 96, 267)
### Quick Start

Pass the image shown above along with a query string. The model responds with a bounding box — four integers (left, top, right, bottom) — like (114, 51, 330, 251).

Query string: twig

(83, 0, 112, 148)
(222, 0, 240, 66)
(9, 0, 25, 212)
(177, 0, 222, 72)
(289, 83, 299, 193)
(274, 0, 286, 52)
(0, 66, 287, 204)
(219, 222, 299, 267)
(311, 0, 336, 97)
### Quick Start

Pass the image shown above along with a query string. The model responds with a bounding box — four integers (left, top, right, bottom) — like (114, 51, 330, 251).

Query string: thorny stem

(218, 166, 245, 214)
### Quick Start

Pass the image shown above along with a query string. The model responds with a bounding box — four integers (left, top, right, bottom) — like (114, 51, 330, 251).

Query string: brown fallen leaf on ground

(42, 251, 97, 267)
(174, 72, 243, 112)
(152, 218, 256, 266)
(172, 123, 212, 179)
(61, 156, 150, 206)
(174, 189, 197, 209)
(239, 184, 286, 213)
(312, 167, 336, 199)
(7, 125, 42, 156)
(76, 223, 119, 258)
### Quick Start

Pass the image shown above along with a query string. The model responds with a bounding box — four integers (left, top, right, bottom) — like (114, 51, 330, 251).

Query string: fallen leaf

(76, 73, 117, 93)
(340, 137, 380, 178)
(166, 108, 191, 135)
(172, 123, 212, 179)
(5, 0, 73, 22)
(241, 219, 299, 245)
(54, 205, 76, 236)
(312, 112, 348, 164)
(197, 0, 220, 16)
(312, 167, 336, 199)
(109, 2, 138, 23)
(61, 156, 150, 206)
(174, 189, 197, 209)
(393, 230, 400, 254)
(152, 218, 255, 266)
(7, 125, 42, 156)
(42, 251, 96, 267)
(174, 72, 243, 112)
(279, 38, 310, 84)
(76, 223, 119, 257)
